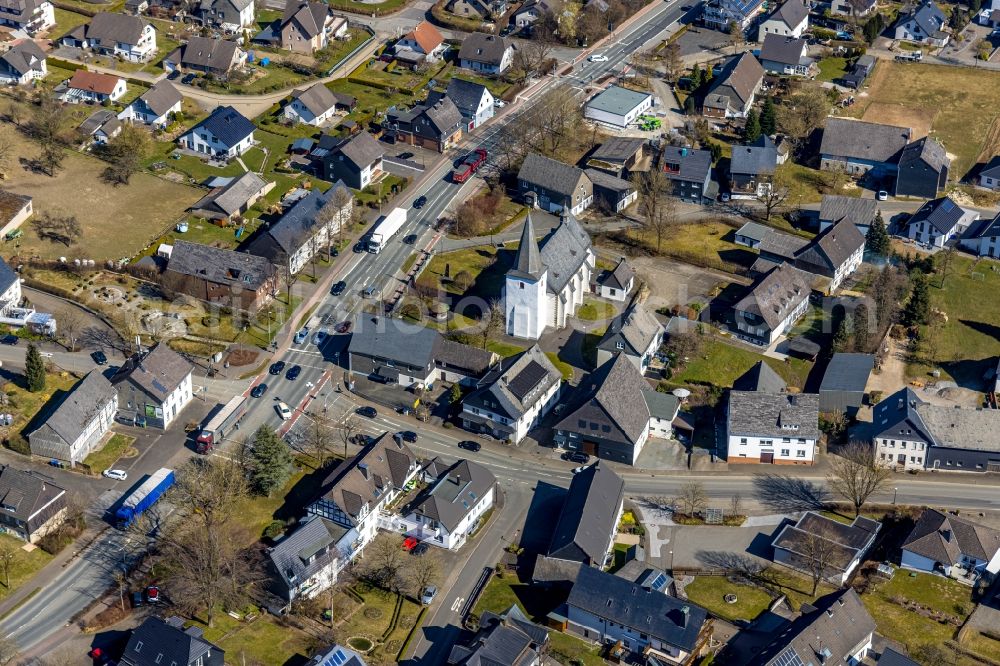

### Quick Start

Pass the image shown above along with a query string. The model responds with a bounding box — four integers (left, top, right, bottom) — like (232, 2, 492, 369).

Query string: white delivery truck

(368, 208, 407, 254)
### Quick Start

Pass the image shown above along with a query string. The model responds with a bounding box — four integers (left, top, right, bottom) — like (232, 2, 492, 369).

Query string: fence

(326, 24, 377, 77)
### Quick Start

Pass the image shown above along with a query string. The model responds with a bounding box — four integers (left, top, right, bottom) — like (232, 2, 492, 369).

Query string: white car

(572, 465, 588, 474)
(103, 469, 127, 481)
(589, 54, 609, 62)
(876, 190, 889, 201)
(277, 402, 292, 420)
(421, 586, 438, 605)
(494, 99, 506, 108)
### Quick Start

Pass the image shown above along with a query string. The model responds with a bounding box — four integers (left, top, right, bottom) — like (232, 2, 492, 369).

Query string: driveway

(628, 256, 742, 314)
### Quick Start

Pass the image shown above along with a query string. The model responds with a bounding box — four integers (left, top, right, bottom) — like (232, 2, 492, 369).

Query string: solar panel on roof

(941, 199, 955, 212)
(772, 646, 807, 666)
(650, 572, 668, 590)
(507, 361, 548, 401)
(151, 379, 169, 395)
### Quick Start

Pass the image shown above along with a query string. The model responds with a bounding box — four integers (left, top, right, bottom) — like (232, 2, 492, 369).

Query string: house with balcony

(306, 433, 420, 561)
(275, 0, 346, 54)
(703, 0, 766, 30)
(62, 12, 157, 62)
(729, 135, 778, 199)
(904, 196, 977, 248)
(63, 70, 126, 104)
(285, 82, 343, 127)
(163, 36, 246, 77)
(383, 97, 464, 153)
(0, 40, 47, 85)
(894, 1, 949, 46)
(192, 0, 254, 31)
(703, 53, 764, 119)
(268, 514, 348, 603)
(900, 508, 1000, 581)
(0, 0, 54, 34)
(178, 105, 255, 159)
(757, 0, 808, 40)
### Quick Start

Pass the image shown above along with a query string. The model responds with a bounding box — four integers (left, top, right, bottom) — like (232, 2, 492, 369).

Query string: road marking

(450, 596, 464, 612)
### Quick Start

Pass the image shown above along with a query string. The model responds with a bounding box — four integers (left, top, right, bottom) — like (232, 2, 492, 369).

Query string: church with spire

(503, 211, 594, 340)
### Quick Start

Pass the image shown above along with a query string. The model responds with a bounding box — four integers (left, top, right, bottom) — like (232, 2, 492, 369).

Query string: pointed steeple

(509, 213, 543, 280)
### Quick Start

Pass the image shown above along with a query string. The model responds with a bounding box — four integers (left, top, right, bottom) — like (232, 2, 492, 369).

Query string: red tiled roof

(68, 69, 121, 95)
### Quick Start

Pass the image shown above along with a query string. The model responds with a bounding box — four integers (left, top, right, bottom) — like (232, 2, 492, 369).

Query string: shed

(786, 336, 821, 361)
(819, 352, 874, 415)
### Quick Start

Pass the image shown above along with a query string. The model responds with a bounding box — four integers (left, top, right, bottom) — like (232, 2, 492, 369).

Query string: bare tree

(632, 168, 677, 253)
(728, 21, 745, 52)
(32, 212, 82, 246)
(729, 493, 743, 518)
(337, 414, 359, 459)
(677, 481, 707, 516)
(479, 298, 504, 350)
(281, 261, 299, 305)
(662, 42, 684, 83)
(525, 87, 580, 155)
(0, 539, 17, 587)
(0, 128, 14, 181)
(113, 570, 128, 611)
(828, 440, 892, 516)
(303, 413, 337, 468)
(402, 551, 441, 599)
(795, 526, 841, 595)
(58, 308, 85, 352)
(101, 124, 151, 185)
(776, 84, 829, 149)
(329, 186, 354, 250)
(5, 103, 22, 128)
(361, 532, 406, 592)
(755, 183, 790, 222)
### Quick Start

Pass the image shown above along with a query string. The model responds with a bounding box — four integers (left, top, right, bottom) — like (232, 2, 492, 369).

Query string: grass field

(663, 220, 757, 272)
(575, 298, 616, 321)
(667, 338, 812, 389)
(3, 117, 201, 261)
(418, 245, 507, 298)
(14, 372, 80, 442)
(81, 433, 136, 474)
(0, 534, 53, 603)
(845, 60, 1000, 176)
(190, 611, 313, 665)
(339, 584, 423, 663)
(684, 576, 773, 622)
(816, 57, 849, 83)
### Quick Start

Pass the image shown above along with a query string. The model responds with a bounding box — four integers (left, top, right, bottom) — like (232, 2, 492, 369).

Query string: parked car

(102, 469, 127, 481)
(331, 281, 347, 296)
(277, 402, 292, 420)
(145, 585, 160, 603)
(250, 383, 267, 398)
(396, 430, 418, 443)
(362, 285, 378, 299)
(877, 190, 889, 201)
(563, 451, 590, 464)
(0, 335, 18, 346)
(458, 440, 481, 452)
(397, 406, 413, 416)
(420, 586, 438, 605)
(294, 329, 309, 344)
(181, 73, 196, 85)
(269, 361, 286, 375)
(91, 350, 107, 365)
(336, 321, 353, 334)
(285, 365, 302, 380)
(356, 406, 377, 418)
(313, 331, 327, 346)
(131, 591, 144, 608)
(413, 195, 428, 209)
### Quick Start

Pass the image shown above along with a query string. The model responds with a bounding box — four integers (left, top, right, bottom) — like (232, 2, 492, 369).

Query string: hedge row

(430, 0, 484, 32)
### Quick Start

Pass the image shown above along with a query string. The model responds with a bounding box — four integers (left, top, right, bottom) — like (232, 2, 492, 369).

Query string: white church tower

(504, 214, 548, 340)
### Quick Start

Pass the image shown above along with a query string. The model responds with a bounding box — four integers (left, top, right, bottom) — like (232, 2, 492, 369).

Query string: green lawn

(575, 298, 616, 322)
(660, 220, 757, 273)
(418, 245, 505, 298)
(548, 632, 605, 666)
(81, 433, 136, 474)
(314, 30, 373, 73)
(473, 576, 529, 616)
(667, 338, 812, 390)
(545, 352, 574, 381)
(13, 372, 80, 443)
(816, 57, 849, 83)
(190, 611, 313, 664)
(326, 0, 408, 13)
(0, 534, 53, 603)
(685, 576, 773, 622)
(52, 8, 89, 36)
(339, 584, 423, 663)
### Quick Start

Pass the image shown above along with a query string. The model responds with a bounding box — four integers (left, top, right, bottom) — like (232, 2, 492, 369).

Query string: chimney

(680, 605, 689, 628)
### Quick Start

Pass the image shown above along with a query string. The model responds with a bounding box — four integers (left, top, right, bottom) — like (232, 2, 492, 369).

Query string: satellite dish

(673, 388, 691, 399)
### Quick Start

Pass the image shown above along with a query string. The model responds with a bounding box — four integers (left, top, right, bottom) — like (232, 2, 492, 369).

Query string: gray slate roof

(290, 82, 340, 117)
(599, 257, 634, 290)
(730, 135, 777, 177)
(0, 40, 45, 77)
(310, 433, 417, 519)
(282, 0, 329, 38)
(568, 565, 708, 651)
(464, 344, 561, 420)
(122, 616, 223, 666)
(818, 194, 878, 227)
(879, 648, 921, 666)
(537, 211, 592, 294)
(75, 12, 149, 47)
(597, 304, 660, 356)
(706, 52, 764, 111)
(268, 514, 348, 595)
(335, 131, 384, 170)
(555, 353, 653, 446)
(769, 0, 807, 28)
(735, 221, 772, 243)
(449, 605, 548, 666)
(795, 216, 865, 270)
(728, 390, 820, 439)
(111, 342, 194, 402)
(249, 182, 348, 258)
(172, 35, 240, 70)
(908, 196, 967, 235)
(898, 1, 945, 37)
(820, 118, 910, 163)
(732, 360, 786, 393)
(660, 145, 712, 184)
(820, 353, 874, 393)
(457, 32, 511, 66)
(509, 214, 544, 280)
(760, 34, 807, 66)
(348, 316, 439, 368)
(899, 136, 949, 174)
(872, 387, 934, 443)
(734, 263, 811, 330)
(0, 466, 65, 526)
(584, 168, 634, 193)
(643, 390, 679, 421)
(445, 77, 491, 118)
(135, 80, 182, 117)
(902, 508, 1000, 566)
(29, 371, 116, 447)
(410, 458, 496, 532)
(167, 239, 274, 290)
(518, 153, 590, 199)
(548, 462, 625, 566)
(192, 170, 268, 217)
(190, 105, 254, 149)
(913, 402, 1000, 452)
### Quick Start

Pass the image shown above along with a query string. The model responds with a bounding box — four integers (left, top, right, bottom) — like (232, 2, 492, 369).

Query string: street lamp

(893, 487, 898, 505)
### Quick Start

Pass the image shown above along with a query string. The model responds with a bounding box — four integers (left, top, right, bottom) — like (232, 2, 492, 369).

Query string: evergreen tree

(833, 316, 851, 353)
(903, 274, 931, 327)
(691, 63, 703, 90)
(760, 97, 777, 136)
(24, 343, 45, 393)
(865, 212, 891, 256)
(744, 109, 761, 143)
(709, 142, 723, 163)
(852, 302, 871, 353)
(449, 383, 462, 404)
(247, 425, 292, 496)
(683, 95, 696, 115)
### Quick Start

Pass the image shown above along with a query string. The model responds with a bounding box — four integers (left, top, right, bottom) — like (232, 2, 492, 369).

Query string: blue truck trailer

(115, 468, 175, 528)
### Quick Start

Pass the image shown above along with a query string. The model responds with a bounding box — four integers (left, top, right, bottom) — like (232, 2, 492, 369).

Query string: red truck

(195, 396, 247, 453)
(451, 148, 488, 183)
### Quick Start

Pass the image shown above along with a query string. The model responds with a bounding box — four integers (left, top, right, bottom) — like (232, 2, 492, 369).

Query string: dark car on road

(91, 350, 107, 365)
(413, 195, 428, 209)
(403, 234, 418, 245)
(250, 383, 267, 398)
(357, 406, 377, 418)
(285, 365, 302, 380)
(269, 361, 285, 375)
(331, 280, 347, 296)
(0, 335, 18, 346)
(562, 451, 590, 464)
(458, 440, 481, 452)
(353, 241, 367, 253)
(396, 431, 418, 443)
(181, 73, 196, 85)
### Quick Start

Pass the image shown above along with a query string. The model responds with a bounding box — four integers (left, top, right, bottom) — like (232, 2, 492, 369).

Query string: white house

(460, 344, 561, 444)
(595, 304, 662, 373)
(0, 258, 21, 317)
(284, 82, 341, 126)
(178, 105, 255, 159)
(584, 85, 654, 129)
(0, 40, 46, 85)
(894, 1, 949, 46)
(960, 214, 1000, 259)
(110, 343, 194, 430)
(757, 0, 808, 40)
(596, 258, 634, 302)
(0, 192, 32, 240)
(268, 514, 347, 603)
(0, 0, 54, 34)
(901, 509, 1000, 580)
(978, 156, 1000, 191)
(772, 512, 881, 584)
(27, 371, 117, 466)
(388, 458, 496, 550)
(62, 12, 157, 62)
(733, 263, 812, 345)
(395, 20, 446, 60)
(63, 70, 126, 104)
(832, 0, 875, 16)
(504, 212, 594, 340)
(905, 196, 978, 248)
(118, 81, 182, 129)
(322, 131, 384, 190)
(443, 77, 494, 131)
(794, 216, 866, 292)
(457, 32, 514, 76)
(755, 590, 876, 666)
(727, 389, 820, 465)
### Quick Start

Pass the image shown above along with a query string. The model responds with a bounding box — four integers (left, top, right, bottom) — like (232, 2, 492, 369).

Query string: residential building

(118, 81, 182, 128)
(960, 212, 1000, 258)
(178, 105, 255, 159)
(164, 36, 246, 76)
(244, 183, 351, 275)
(547, 462, 624, 567)
(595, 304, 662, 372)
(553, 354, 680, 464)
(0, 0, 54, 34)
(285, 82, 342, 126)
(819, 118, 910, 177)
(772, 512, 881, 584)
(660, 145, 713, 203)
(0, 40, 46, 85)
(513, 0, 564, 27)
(727, 388, 819, 464)
(905, 196, 978, 248)
(831, 0, 875, 16)
(596, 257, 634, 301)
(163, 240, 276, 312)
(306, 434, 420, 561)
(900, 508, 1000, 579)
(729, 135, 778, 199)
(189, 171, 271, 222)
(63, 70, 126, 104)
(565, 565, 710, 664)
(0, 466, 66, 543)
(818, 194, 878, 233)
(121, 616, 224, 666)
(458, 32, 513, 76)
(978, 155, 1000, 191)
(842, 53, 876, 89)
(309, 646, 367, 666)
(62, 12, 157, 62)
(279, 0, 345, 54)
(872, 388, 933, 471)
(440, 77, 494, 130)
(0, 257, 20, 317)
(322, 131, 384, 189)
(896, 136, 950, 197)
(751, 589, 875, 666)
(703, 52, 764, 118)
(503, 211, 594, 339)
(793, 216, 865, 291)
(77, 109, 121, 145)
(396, 20, 446, 61)
(268, 514, 348, 602)
(586, 137, 648, 178)
(391, 458, 496, 550)
(819, 353, 874, 416)
(192, 0, 255, 30)
(583, 85, 653, 129)
(384, 97, 463, 153)
(757, 0, 808, 40)
(447, 0, 506, 21)
(584, 168, 636, 213)
(894, 1, 949, 46)
(703, 0, 766, 30)
(0, 191, 32, 240)
(111, 343, 194, 429)
(734, 221, 771, 249)
(759, 34, 813, 76)
(877, 648, 921, 666)
(460, 344, 562, 444)
(733, 263, 812, 345)
(28, 371, 117, 466)
(448, 605, 549, 666)
(517, 153, 593, 215)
